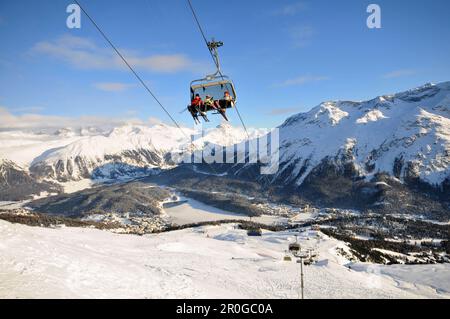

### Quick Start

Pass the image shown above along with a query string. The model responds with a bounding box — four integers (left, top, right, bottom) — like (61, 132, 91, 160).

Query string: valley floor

(0, 219, 449, 299)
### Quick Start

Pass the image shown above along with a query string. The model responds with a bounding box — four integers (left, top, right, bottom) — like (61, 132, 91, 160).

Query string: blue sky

(0, 0, 449, 129)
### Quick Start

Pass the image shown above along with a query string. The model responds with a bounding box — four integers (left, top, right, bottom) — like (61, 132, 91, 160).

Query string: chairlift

(289, 242, 301, 253)
(187, 40, 237, 123)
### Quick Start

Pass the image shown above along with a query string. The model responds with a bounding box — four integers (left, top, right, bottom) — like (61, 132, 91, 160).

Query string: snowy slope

(270, 82, 450, 187)
(1, 219, 448, 299)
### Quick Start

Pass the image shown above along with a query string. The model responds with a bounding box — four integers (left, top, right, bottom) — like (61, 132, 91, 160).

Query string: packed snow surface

(1, 220, 449, 299)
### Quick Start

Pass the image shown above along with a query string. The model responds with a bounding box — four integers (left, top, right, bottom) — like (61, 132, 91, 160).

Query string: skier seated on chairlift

(204, 95, 218, 111)
(218, 91, 234, 111)
(188, 104, 199, 124)
(188, 93, 203, 123)
(190, 93, 206, 113)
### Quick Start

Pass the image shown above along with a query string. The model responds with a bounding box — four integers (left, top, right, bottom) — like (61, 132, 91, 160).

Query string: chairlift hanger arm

(190, 76, 231, 87)
(207, 39, 224, 77)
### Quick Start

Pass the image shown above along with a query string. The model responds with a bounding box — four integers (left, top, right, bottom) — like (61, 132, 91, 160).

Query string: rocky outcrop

(0, 159, 62, 201)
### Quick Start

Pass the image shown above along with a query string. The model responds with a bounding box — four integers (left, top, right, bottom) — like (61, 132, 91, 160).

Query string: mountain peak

(108, 124, 144, 137)
(282, 81, 450, 129)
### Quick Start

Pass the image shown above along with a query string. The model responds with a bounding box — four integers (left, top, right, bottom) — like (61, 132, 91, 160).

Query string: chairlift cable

(74, 0, 189, 140)
(74, 0, 225, 177)
(187, 1, 273, 188)
(233, 102, 250, 139)
(186, 0, 220, 72)
(186, 0, 250, 140)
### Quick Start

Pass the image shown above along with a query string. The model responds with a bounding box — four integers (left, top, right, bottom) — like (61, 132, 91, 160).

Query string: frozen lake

(163, 196, 288, 226)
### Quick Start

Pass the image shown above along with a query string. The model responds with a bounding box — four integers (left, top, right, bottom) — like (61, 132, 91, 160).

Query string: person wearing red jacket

(188, 94, 204, 124)
(191, 94, 203, 109)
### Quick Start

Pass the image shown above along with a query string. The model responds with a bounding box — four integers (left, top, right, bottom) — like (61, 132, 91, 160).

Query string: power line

(74, 0, 188, 139)
(233, 102, 250, 139)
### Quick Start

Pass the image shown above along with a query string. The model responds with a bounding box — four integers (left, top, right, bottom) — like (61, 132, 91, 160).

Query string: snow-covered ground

(60, 179, 94, 194)
(1, 219, 449, 299)
(0, 201, 24, 210)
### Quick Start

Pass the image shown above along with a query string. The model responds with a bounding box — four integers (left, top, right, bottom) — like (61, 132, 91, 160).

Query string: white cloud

(93, 82, 135, 92)
(0, 106, 149, 131)
(274, 2, 307, 16)
(382, 69, 417, 79)
(275, 75, 329, 87)
(289, 26, 314, 47)
(32, 35, 203, 73)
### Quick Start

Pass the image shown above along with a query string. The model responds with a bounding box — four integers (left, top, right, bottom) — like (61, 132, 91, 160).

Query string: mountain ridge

(268, 81, 450, 187)
(0, 82, 449, 203)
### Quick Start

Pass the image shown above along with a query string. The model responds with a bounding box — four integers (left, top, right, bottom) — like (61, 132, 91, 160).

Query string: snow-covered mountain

(29, 124, 192, 181)
(252, 82, 450, 189)
(191, 122, 267, 148)
(0, 82, 449, 198)
(0, 122, 260, 182)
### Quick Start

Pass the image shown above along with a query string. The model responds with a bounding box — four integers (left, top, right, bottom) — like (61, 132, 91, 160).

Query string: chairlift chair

(289, 242, 301, 253)
(187, 39, 237, 123)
